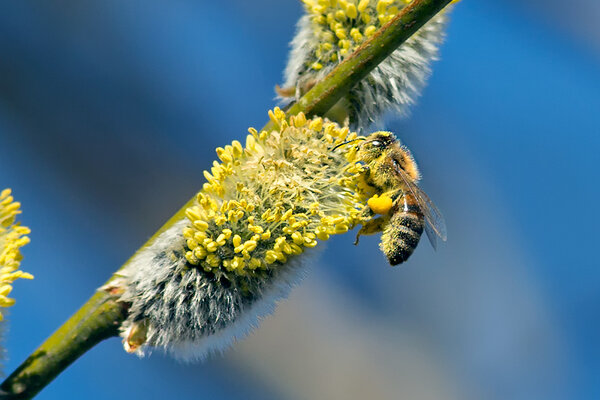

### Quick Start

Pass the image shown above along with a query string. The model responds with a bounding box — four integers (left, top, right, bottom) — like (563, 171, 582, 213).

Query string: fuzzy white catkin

(282, 2, 451, 131)
(117, 220, 310, 360)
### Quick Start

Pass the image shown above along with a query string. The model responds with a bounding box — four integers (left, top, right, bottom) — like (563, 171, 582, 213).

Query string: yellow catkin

(0, 189, 33, 320)
(182, 109, 372, 278)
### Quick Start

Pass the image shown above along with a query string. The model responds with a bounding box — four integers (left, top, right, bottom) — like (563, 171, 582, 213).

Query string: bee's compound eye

(371, 140, 382, 147)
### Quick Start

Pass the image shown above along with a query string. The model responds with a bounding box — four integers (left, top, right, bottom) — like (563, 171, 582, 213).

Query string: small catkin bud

(281, 0, 456, 131)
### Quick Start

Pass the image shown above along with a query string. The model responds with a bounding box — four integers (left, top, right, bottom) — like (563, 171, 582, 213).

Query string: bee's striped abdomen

(381, 195, 424, 265)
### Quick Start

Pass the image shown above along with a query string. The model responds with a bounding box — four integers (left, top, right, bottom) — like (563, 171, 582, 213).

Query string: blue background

(0, 1, 599, 399)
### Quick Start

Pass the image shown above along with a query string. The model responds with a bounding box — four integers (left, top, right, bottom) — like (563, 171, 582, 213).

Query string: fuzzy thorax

(117, 109, 374, 359)
(283, 0, 456, 130)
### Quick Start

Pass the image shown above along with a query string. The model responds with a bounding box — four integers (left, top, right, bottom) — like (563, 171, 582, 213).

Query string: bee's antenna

(331, 137, 365, 151)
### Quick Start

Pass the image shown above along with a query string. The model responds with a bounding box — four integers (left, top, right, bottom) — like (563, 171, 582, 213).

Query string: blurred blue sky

(0, 1, 599, 399)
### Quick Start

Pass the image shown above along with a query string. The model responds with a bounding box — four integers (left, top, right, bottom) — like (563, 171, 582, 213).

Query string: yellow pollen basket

(367, 194, 393, 214)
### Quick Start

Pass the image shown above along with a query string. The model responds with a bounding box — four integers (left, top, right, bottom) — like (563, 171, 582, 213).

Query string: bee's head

(356, 131, 397, 163)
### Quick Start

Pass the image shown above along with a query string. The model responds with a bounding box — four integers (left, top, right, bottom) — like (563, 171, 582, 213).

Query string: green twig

(0, 0, 454, 398)
(0, 289, 127, 399)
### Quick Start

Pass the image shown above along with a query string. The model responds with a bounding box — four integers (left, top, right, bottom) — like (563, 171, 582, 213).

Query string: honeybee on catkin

(116, 110, 446, 357)
(343, 131, 447, 265)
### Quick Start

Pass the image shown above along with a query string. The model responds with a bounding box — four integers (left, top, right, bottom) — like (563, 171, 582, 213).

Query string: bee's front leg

(361, 165, 371, 182)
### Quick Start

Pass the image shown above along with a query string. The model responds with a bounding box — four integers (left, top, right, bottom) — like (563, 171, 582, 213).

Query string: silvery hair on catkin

(116, 220, 309, 360)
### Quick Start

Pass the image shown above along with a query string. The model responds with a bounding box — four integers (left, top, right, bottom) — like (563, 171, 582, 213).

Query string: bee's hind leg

(354, 216, 387, 245)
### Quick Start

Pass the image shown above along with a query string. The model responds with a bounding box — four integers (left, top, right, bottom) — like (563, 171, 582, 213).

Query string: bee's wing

(396, 169, 447, 249)
(412, 183, 447, 250)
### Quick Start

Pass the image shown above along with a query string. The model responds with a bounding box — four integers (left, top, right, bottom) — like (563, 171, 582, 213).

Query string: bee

(348, 131, 447, 265)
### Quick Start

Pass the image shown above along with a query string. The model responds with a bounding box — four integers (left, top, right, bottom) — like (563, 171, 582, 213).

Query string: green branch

(0, 0, 453, 398)
(0, 289, 127, 399)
